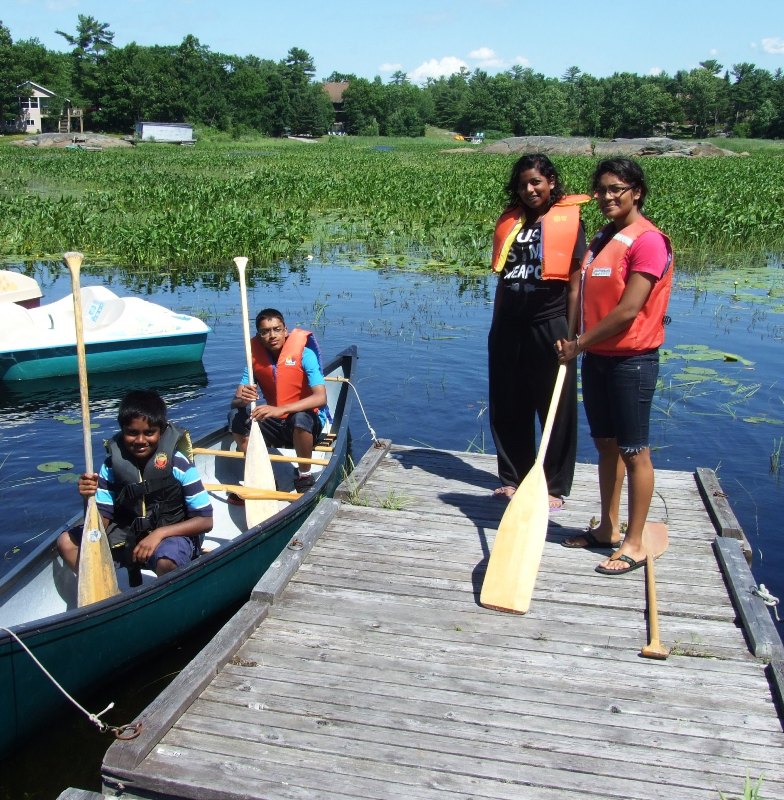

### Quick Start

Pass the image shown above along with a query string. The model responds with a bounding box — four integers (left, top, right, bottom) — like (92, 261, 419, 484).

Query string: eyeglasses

(257, 325, 285, 337)
(594, 185, 634, 199)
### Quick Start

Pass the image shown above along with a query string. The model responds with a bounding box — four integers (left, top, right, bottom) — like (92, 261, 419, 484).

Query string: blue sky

(3, 0, 783, 83)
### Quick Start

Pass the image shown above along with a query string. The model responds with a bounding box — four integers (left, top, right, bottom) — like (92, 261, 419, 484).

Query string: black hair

(504, 153, 566, 209)
(591, 158, 648, 211)
(255, 308, 286, 331)
(117, 389, 168, 430)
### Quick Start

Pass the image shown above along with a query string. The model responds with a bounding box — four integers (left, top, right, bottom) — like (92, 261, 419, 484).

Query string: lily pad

(37, 461, 74, 473)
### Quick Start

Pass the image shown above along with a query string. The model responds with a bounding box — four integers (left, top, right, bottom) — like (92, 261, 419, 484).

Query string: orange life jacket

(580, 218, 674, 355)
(250, 328, 319, 415)
(491, 194, 592, 279)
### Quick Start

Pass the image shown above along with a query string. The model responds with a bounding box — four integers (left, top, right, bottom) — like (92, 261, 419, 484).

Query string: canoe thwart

(203, 483, 302, 502)
(192, 448, 329, 466)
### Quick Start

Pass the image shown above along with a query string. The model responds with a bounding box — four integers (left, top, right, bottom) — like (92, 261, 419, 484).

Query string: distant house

(13, 81, 83, 135)
(322, 81, 349, 133)
(135, 121, 194, 144)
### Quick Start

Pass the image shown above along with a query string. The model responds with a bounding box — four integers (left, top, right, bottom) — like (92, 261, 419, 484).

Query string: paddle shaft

(63, 252, 94, 475)
(233, 257, 256, 408)
(233, 256, 279, 527)
(536, 363, 566, 469)
(641, 551, 670, 659)
(64, 251, 120, 606)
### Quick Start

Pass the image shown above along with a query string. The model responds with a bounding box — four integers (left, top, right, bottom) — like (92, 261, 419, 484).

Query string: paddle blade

(77, 498, 120, 607)
(243, 421, 280, 528)
(642, 520, 669, 559)
(481, 464, 549, 614)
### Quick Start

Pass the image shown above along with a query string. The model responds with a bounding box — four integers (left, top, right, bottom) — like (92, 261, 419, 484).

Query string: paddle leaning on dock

(0, 344, 357, 757)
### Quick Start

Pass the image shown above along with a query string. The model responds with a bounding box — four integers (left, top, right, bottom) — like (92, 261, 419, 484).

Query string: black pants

(488, 313, 577, 498)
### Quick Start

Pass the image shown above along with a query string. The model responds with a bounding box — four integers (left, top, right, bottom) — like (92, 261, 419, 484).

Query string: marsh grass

(718, 774, 765, 800)
(770, 438, 783, 475)
(2, 136, 783, 272)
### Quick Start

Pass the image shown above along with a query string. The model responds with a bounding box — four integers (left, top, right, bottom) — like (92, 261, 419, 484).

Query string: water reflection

(0, 362, 208, 424)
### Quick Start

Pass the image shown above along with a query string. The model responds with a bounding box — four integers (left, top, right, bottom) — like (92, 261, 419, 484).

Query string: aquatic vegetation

(718, 774, 765, 800)
(1, 138, 783, 273)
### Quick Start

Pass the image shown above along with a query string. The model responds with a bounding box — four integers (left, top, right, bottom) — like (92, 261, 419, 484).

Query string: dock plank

(102, 445, 784, 800)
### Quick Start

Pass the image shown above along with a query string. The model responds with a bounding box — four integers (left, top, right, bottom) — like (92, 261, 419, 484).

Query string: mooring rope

(328, 376, 379, 445)
(752, 584, 781, 622)
(1, 626, 142, 739)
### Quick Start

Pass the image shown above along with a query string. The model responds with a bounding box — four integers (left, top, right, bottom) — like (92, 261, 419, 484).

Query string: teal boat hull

(0, 346, 356, 756)
(0, 332, 209, 381)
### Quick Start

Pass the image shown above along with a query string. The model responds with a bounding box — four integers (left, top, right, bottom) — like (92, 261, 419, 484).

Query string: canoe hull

(0, 346, 356, 756)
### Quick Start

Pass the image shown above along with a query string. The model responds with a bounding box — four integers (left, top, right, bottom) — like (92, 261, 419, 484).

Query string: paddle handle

(535, 363, 567, 469)
(233, 256, 257, 412)
(641, 552, 670, 659)
(63, 251, 93, 475)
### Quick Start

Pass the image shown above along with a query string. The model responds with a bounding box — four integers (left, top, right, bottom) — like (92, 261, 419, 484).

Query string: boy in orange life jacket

(230, 309, 328, 492)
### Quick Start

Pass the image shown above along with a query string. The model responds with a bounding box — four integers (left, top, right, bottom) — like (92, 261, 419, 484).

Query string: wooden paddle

(63, 251, 120, 608)
(481, 363, 567, 614)
(641, 521, 670, 659)
(233, 256, 279, 528)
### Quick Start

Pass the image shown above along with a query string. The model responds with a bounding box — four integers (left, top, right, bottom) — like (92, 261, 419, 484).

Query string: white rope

(752, 584, 781, 622)
(1, 626, 115, 731)
(332, 377, 379, 444)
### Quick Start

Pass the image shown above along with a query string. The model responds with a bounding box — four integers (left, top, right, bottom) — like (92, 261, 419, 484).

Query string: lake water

(1, 260, 782, 797)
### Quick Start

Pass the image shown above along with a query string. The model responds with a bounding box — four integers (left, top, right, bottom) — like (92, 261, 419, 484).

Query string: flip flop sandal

(561, 529, 619, 549)
(595, 553, 646, 575)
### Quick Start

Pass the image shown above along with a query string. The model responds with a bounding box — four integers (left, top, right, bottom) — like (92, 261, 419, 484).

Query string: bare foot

(548, 495, 564, 510)
(493, 486, 515, 500)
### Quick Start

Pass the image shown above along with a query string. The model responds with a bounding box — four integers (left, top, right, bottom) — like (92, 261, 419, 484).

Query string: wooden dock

(99, 443, 784, 800)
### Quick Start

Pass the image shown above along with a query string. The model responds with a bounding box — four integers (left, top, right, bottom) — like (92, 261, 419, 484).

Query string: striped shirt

(96, 450, 213, 522)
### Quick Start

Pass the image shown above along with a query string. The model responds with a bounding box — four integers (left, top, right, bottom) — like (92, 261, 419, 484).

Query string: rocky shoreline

(478, 135, 742, 158)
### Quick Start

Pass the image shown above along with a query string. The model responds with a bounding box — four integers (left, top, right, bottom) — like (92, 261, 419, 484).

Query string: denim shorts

(581, 350, 659, 452)
(229, 407, 323, 448)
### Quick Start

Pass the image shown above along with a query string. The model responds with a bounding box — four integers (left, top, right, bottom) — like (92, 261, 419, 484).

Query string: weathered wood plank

(333, 438, 392, 501)
(251, 499, 340, 604)
(695, 466, 752, 560)
(714, 536, 784, 660)
(101, 446, 784, 800)
(103, 599, 269, 773)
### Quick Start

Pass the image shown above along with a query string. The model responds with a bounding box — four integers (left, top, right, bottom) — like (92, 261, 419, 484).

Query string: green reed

(1, 137, 783, 271)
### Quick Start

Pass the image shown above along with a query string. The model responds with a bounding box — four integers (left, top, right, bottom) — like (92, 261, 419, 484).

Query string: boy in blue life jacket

(57, 389, 213, 580)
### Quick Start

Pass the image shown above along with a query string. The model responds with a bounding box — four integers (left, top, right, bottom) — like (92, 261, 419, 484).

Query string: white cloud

(379, 62, 403, 73)
(709, 48, 719, 56)
(512, 55, 531, 67)
(648, 66, 663, 76)
(410, 56, 469, 82)
(761, 36, 784, 55)
(468, 47, 495, 60)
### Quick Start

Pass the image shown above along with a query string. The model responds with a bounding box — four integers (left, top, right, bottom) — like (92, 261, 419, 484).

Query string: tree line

(2, 15, 783, 140)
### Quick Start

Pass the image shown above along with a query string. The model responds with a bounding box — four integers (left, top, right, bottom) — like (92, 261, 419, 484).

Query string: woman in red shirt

(557, 158, 673, 575)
